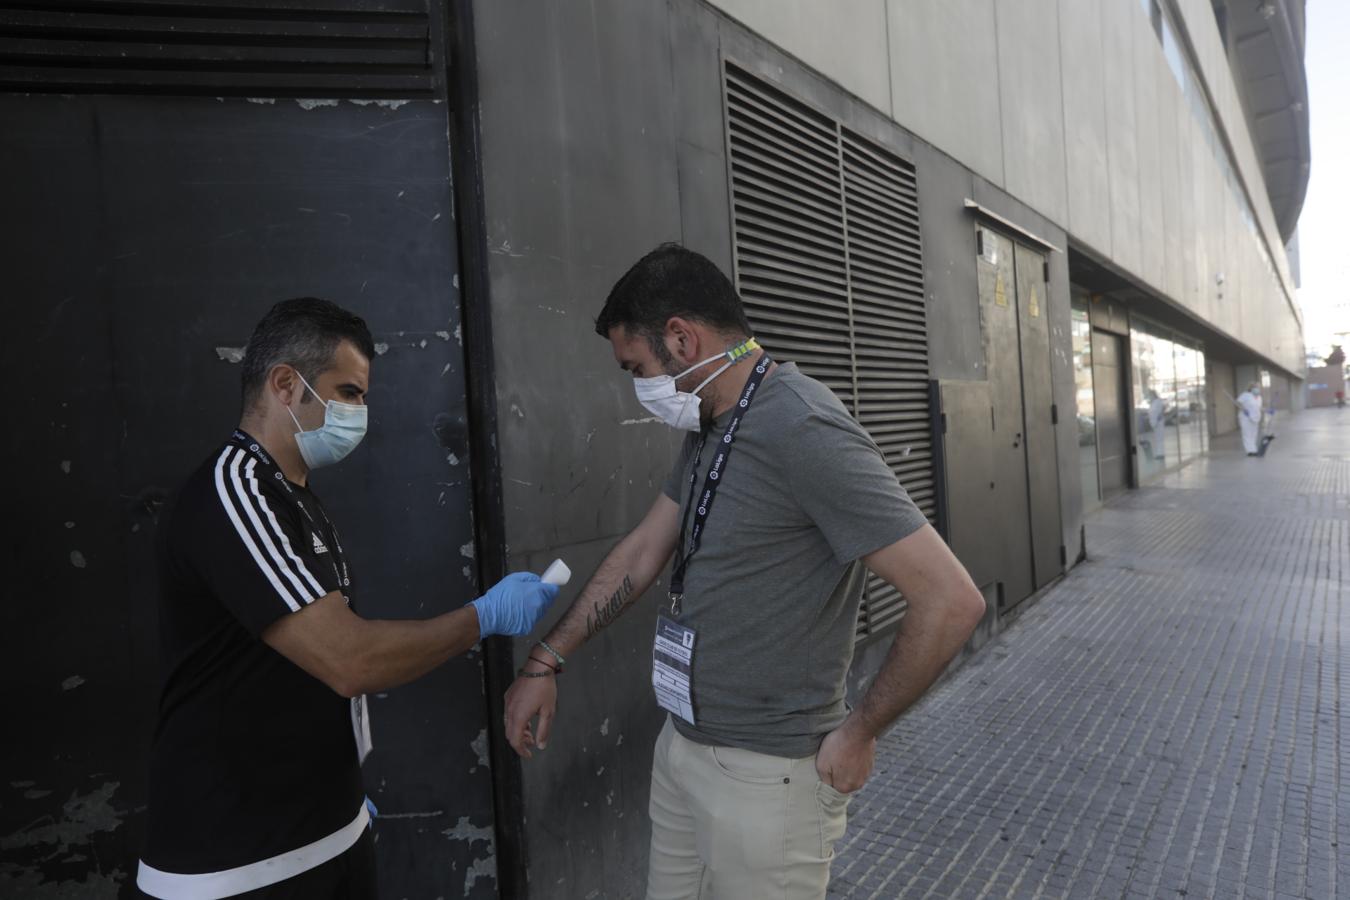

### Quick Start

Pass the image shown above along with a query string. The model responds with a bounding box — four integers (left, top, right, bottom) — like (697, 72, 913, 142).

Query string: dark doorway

(0, 4, 498, 895)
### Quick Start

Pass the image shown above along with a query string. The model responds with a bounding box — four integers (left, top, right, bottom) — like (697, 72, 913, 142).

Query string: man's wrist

(521, 654, 556, 674)
(839, 712, 877, 743)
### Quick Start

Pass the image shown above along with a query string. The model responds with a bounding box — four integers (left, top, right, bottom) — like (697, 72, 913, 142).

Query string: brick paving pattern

(830, 409, 1349, 899)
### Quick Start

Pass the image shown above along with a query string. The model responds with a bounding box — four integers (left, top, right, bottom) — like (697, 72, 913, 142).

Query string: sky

(1296, 0, 1350, 363)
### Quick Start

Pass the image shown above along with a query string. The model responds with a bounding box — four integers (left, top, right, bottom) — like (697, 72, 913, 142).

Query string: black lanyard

(669, 353, 773, 615)
(228, 430, 350, 590)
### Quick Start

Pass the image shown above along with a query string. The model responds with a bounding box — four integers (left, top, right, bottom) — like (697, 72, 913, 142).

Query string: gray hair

(240, 297, 375, 410)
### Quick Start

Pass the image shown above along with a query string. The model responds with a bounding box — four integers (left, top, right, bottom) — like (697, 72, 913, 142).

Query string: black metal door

(1013, 244, 1063, 590)
(1092, 330, 1132, 497)
(0, 4, 498, 896)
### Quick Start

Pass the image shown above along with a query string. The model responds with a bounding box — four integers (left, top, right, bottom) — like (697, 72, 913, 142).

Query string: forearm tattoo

(585, 575, 634, 639)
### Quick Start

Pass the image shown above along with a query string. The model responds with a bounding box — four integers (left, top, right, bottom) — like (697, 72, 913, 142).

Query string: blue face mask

(284, 371, 368, 470)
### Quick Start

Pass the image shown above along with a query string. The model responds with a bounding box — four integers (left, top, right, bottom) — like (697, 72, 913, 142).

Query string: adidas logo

(312, 533, 329, 555)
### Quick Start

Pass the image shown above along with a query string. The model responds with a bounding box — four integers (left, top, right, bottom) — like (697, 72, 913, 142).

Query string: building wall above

(708, 0, 1306, 375)
(1213, 0, 1310, 242)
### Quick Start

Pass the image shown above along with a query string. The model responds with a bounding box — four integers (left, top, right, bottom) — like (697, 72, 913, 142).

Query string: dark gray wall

(475, 2, 1087, 898)
(0, 95, 496, 898)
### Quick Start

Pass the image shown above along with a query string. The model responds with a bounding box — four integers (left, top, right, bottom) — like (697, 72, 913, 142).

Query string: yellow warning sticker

(995, 274, 1009, 308)
(1029, 284, 1040, 318)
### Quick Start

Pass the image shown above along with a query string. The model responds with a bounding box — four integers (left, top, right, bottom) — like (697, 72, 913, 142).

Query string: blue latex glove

(471, 572, 561, 639)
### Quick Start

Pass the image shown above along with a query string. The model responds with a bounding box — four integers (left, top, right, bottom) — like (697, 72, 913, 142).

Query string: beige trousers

(645, 718, 852, 900)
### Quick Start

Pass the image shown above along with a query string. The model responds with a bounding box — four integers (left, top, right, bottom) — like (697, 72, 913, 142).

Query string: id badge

(652, 615, 697, 725)
(351, 695, 373, 764)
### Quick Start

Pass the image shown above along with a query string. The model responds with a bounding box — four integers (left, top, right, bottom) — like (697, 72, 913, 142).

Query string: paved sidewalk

(830, 409, 1349, 900)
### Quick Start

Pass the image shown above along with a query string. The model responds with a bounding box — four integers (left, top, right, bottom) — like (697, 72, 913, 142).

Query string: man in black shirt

(138, 298, 558, 899)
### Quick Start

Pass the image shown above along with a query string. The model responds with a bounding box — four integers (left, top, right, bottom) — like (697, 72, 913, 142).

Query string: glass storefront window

(1071, 294, 1099, 510)
(1131, 327, 1173, 482)
(1196, 350, 1208, 454)
(1173, 343, 1208, 464)
(1132, 319, 1207, 481)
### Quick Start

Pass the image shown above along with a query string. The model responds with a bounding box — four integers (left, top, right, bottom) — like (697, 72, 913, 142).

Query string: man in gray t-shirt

(505, 244, 985, 900)
(658, 361, 928, 758)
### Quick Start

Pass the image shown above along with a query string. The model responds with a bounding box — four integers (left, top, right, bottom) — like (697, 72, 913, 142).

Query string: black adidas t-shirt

(143, 432, 364, 875)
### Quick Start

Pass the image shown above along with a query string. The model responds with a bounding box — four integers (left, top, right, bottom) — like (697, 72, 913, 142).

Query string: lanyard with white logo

(668, 353, 772, 617)
(229, 430, 370, 763)
(229, 430, 349, 590)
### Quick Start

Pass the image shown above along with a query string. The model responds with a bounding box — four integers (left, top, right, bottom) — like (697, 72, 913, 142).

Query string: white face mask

(633, 339, 760, 431)
(284, 371, 368, 470)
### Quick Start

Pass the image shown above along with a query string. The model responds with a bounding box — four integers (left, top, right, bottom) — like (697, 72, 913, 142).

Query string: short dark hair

(240, 297, 375, 409)
(595, 244, 753, 356)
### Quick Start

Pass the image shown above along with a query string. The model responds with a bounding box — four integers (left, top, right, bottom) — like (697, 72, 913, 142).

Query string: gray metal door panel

(1014, 244, 1062, 589)
(1092, 331, 1131, 496)
(938, 380, 997, 591)
(976, 228, 1034, 606)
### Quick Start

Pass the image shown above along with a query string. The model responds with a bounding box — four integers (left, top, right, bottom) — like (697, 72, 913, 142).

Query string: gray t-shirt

(660, 361, 928, 758)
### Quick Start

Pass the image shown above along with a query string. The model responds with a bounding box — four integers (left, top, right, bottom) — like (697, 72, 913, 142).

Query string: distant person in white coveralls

(1236, 383, 1263, 456)
(1146, 390, 1166, 461)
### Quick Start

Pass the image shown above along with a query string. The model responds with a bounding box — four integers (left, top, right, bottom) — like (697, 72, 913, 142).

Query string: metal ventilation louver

(724, 62, 933, 641)
(0, 1, 437, 97)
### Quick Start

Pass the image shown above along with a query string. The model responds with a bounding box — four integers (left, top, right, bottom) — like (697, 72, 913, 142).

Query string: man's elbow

(328, 673, 365, 700)
(948, 582, 986, 637)
(319, 655, 372, 699)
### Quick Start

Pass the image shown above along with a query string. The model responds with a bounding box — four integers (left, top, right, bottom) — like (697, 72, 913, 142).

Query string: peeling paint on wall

(469, 729, 489, 774)
(214, 346, 246, 364)
(0, 866, 126, 899)
(348, 99, 412, 110)
(1, 781, 127, 893)
(442, 816, 493, 846)
(462, 854, 496, 898)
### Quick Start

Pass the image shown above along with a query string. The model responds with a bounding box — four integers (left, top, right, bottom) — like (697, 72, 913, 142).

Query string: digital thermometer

(541, 559, 572, 587)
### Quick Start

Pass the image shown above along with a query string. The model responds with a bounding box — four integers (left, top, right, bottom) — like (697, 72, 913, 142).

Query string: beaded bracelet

(535, 639, 567, 668)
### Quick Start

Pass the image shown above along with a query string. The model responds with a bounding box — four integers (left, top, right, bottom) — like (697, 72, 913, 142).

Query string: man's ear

(268, 364, 299, 407)
(664, 317, 699, 364)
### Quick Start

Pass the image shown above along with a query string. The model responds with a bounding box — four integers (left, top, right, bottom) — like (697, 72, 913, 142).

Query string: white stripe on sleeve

(226, 451, 320, 605)
(244, 458, 327, 598)
(213, 449, 302, 613)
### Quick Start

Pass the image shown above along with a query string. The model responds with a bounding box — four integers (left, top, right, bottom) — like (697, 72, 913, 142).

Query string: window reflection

(1131, 321, 1207, 482)
(1071, 295, 1099, 509)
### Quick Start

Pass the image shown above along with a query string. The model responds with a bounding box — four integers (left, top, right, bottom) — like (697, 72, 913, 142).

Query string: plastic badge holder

(541, 559, 572, 587)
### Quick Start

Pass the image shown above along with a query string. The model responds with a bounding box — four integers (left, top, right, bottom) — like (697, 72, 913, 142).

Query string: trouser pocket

(814, 780, 851, 858)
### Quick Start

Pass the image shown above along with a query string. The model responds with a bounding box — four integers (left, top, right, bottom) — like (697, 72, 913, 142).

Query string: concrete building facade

(469, 0, 1308, 895)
